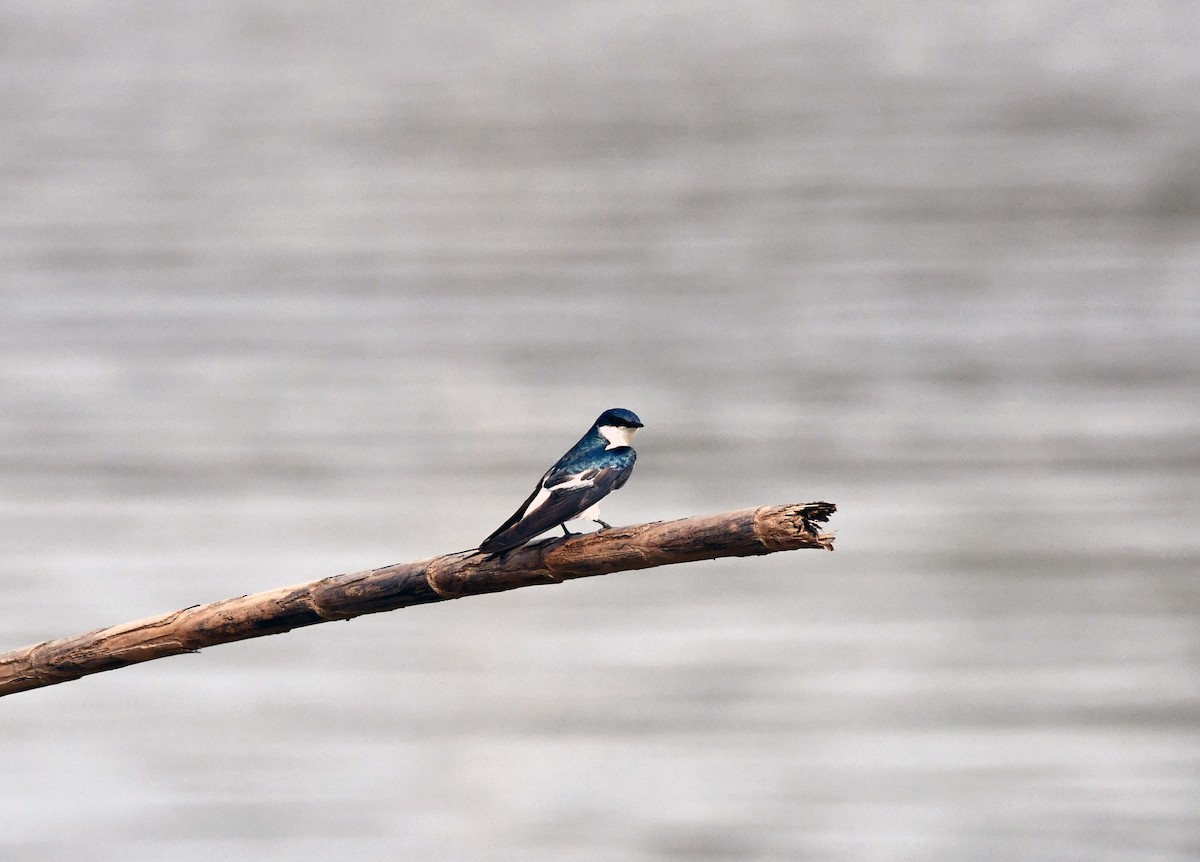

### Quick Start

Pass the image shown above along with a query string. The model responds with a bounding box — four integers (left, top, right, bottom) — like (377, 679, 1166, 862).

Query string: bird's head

(595, 408, 643, 448)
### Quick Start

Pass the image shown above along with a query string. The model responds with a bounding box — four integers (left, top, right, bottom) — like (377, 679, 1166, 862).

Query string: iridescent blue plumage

(479, 408, 643, 555)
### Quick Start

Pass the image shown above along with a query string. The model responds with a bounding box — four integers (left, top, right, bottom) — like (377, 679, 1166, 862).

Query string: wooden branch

(0, 502, 835, 698)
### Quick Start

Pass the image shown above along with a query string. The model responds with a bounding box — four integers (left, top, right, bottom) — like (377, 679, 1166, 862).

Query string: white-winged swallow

(479, 408, 643, 555)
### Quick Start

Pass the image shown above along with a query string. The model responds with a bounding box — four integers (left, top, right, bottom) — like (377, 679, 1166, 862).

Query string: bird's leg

(560, 524, 577, 537)
(594, 518, 613, 530)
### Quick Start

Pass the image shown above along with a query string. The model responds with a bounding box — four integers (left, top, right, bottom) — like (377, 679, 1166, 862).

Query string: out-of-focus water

(2, 3, 1198, 860)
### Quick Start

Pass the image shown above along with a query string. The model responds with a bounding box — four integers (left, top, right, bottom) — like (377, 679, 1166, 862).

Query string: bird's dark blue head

(595, 408, 643, 429)
(592, 408, 643, 449)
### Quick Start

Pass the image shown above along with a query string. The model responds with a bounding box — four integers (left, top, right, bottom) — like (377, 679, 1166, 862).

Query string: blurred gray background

(2, 2, 1198, 860)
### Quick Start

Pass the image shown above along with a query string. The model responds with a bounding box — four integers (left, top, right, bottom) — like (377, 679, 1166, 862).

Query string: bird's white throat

(599, 424, 638, 449)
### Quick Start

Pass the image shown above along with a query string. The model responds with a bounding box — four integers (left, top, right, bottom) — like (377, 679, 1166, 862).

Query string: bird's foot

(560, 524, 578, 537)
(594, 519, 613, 530)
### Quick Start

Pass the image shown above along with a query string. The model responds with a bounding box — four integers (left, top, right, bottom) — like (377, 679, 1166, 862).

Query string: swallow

(479, 408, 643, 555)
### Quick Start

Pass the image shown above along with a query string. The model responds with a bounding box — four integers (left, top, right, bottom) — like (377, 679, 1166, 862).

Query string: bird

(479, 408, 643, 555)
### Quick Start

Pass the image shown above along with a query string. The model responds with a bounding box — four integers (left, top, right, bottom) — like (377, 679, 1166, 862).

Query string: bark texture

(0, 502, 835, 698)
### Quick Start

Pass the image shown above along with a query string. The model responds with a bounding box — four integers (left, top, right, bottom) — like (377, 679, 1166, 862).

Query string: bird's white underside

(576, 501, 602, 521)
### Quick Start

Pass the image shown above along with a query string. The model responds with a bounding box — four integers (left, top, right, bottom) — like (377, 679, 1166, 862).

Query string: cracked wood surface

(0, 502, 835, 698)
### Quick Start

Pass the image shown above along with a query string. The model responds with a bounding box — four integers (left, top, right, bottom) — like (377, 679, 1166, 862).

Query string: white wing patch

(525, 471, 596, 516)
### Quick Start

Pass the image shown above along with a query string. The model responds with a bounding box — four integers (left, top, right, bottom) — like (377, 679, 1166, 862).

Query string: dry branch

(0, 502, 835, 698)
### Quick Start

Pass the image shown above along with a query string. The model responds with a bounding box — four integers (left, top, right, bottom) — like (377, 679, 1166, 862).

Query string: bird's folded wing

(480, 455, 634, 553)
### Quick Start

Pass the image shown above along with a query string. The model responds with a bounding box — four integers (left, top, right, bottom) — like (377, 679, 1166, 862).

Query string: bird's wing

(479, 472, 551, 549)
(480, 450, 635, 554)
